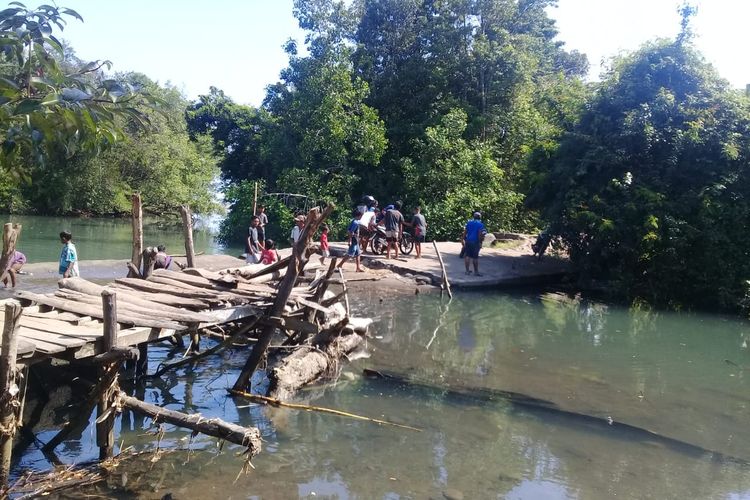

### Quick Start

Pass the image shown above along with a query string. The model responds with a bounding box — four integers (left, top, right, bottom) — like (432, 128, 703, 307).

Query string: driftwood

(145, 276, 244, 303)
(15, 291, 186, 331)
(115, 391, 262, 455)
(432, 241, 452, 299)
(268, 331, 364, 400)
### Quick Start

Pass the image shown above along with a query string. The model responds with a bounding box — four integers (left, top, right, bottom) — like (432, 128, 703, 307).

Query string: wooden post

(0, 301, 21, 491)
(252, 181, 258, 217)
(129, 194, 143, 278)
(432, 241, 453, 299)
(0, 223, 22, 285)
(180, 205, 196, 269)
(96, 290, 119, 460)
(136, 343, 148, 377)
(232, 204, 335, 392)
(141, 246, 157, 279)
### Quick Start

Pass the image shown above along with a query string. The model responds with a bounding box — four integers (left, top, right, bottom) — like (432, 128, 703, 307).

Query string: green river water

(4, 217, 750, 499)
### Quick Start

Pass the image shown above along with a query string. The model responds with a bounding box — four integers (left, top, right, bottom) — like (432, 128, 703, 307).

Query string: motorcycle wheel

(399, 233, 414, 255)
(371, 236, 387, 255)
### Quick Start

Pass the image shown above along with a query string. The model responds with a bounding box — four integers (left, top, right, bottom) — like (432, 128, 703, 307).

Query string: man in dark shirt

(383, 200, 404, 259)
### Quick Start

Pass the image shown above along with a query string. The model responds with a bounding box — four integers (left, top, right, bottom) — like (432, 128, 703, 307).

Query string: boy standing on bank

(59, 231, 79, 278)
(408, 206, 427, 259)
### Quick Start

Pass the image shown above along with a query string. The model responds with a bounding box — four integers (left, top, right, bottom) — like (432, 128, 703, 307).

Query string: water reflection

(14, 290, 750, 499)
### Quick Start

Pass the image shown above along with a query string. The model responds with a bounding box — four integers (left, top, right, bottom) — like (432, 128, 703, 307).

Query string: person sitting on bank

(59, 231, 79, 278)
(154, 245, 173, 270)
(2, 250, 26, 287)
(261, 239, 280, 265)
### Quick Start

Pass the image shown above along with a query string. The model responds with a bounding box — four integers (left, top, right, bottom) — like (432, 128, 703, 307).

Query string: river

(1, 214, 240, 263)
(12, 285, 750, 499)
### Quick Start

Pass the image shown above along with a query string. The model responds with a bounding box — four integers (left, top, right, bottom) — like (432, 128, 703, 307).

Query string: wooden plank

(54, 289, 213, 324)
(108, 284, 209, 310)
(19, 317, 102, 339)
(15, 328, 86, 348)
(59, 278, 215, 322)
(293, 296, 333, 315)
(151, 269, 233, 290)
(114, 278, 227, 302)
(14, 291, 187, 331)
(147, 275, 247, 299)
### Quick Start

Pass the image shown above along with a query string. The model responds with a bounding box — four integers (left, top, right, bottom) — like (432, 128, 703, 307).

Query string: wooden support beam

(232, 204, 335, 392)
(136, 343, 148, 377)
(180, 205, 196, 269)
(129, 193, 143, 278)
(141, 246, 157, 279)
(0, 223, 22, 286)
(432, 241, 452, 299)
(115, 391, 262, 456)
(96, 291, 119, 460)
(0, 301, 21, 492)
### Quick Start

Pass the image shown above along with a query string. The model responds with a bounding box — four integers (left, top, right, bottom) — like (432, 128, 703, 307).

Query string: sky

(56, 0, 748, 106)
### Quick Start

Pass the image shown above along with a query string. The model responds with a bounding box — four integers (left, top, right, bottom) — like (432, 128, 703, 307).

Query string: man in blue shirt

(462, 212, 487, 276)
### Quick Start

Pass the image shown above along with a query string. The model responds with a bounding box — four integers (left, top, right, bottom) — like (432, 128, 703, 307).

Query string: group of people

(245, 197, 489, 276)
(246, 204, 281, 265)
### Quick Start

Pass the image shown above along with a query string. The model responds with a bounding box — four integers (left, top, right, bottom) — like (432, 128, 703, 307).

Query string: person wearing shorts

(337, 211, 364, 272)
(408, 206, 427, 258)
(462, 212, 487, 276)
(383, 201, 404, 259)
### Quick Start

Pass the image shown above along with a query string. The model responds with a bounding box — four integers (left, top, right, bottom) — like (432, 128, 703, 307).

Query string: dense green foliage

(196, 0, 588, 244)
(0, 4, 219, 216)
(529, 38, 750, 312)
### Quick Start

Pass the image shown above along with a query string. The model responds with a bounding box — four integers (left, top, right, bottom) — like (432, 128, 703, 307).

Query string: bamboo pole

(180, 205, 196, 269)
(0, 301, 22, 491)
(96, 290, 119, 460)
(252, 181, 258, 218)
(129, 194, 143, 278)
(230, 391, 421, 432)
(0, 223, 22, 286)
(432, 241, 452, 299)
(231, 204, 335, 392)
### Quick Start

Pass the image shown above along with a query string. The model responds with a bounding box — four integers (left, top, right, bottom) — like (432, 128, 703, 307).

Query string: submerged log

(268, 331, 365, 400)
(115, 391, 262, 456)
(362, 368, 750, 466)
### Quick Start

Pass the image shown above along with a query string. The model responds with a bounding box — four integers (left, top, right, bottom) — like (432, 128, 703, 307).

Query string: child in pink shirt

(319, 224, 330, 265)
(260, 239, 280, 265)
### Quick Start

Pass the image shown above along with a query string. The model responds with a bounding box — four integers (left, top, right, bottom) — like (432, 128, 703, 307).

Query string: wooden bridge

(0, 268, 287, 365)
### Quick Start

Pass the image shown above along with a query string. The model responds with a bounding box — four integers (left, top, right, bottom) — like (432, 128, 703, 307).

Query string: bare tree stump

(129, 193, 143, 278)
(180, 205, 196, 269)
(0, 301, 21, 492)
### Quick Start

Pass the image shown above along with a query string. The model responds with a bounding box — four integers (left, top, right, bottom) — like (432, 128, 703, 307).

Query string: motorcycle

(369, 225, 414, 255)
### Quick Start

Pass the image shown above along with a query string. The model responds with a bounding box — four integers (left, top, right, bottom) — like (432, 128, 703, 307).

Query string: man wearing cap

(462, 212, 487, 276)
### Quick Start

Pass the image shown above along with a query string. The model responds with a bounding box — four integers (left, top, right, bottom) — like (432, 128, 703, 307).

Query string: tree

(0, 3, 154, 172)
(530, 38, 750, 311)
